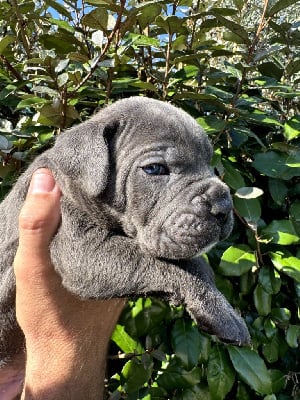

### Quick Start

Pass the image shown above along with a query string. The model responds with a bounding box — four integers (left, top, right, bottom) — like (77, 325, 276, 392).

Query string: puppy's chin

(137, 232, 220, 260)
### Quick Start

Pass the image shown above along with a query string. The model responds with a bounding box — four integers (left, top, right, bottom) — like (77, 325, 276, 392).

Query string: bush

(0, 0, 299, 398)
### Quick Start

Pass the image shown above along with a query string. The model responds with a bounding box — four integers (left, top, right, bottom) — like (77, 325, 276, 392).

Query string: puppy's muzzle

(203, 184, 233, 231)
(138, 178, 233, 259)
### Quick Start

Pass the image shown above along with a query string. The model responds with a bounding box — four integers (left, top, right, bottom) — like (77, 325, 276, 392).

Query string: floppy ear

(49, 118, 119, 198)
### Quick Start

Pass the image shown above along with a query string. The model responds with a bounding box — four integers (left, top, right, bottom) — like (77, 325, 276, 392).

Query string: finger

(14, 169, 61, 281)
(20, 168, 61, 248)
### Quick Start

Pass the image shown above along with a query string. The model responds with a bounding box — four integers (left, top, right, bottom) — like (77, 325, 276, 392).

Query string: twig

(232, 0, 270, 102)
(247, 0, 270, 64)
(163, 2, 178, 98)
(233, 207, 263, 267)
(0, 54, 32, 94)
(8, 0, 31, 57)
(68, 0, 126, 99)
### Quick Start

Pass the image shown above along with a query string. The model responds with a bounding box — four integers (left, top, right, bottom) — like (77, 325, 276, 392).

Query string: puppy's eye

(142, 164, 169, 176)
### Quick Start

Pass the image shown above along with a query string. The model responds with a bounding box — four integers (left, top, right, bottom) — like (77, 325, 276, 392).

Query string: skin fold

(0, 97, 250, 367)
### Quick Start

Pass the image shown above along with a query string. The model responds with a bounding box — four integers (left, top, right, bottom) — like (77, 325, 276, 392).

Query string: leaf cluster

(0, 0, 299, 398)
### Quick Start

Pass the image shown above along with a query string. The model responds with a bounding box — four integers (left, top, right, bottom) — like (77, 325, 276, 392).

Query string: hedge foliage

(0, 0, 300, 399)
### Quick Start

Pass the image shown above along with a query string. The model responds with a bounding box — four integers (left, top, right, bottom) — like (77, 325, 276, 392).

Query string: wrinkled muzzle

(138, 178, 233, 259)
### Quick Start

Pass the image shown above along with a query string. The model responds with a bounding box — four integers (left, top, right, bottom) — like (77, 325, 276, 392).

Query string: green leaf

(228, 346, 272, 395)
(171, 319, 202, 369)
(290, 201, 300, 224)
(0, 84, 17, 101)
(16, 97, 49, 109)
(262, 334, 280, 363)
(55, 59, 70, 73)
(254, 284, 272, 316)
(174, 384, 212, 400)
(126, 33, 160, 47)
(121, 359, 152, 393)
(258, 267, 281, 295)
(207, 346, 235, 400)
(264, 318, 278, 339)
(155, 15, 187, 34)
(82, 8, 109, 30)
(270, 251, 300, 283)
(262, 220, 300, 245)
(0, 35, 16, 55)
(0, 119, 13, 133)
(284, 115, 300, 141)
(223, 31, 245, 44)
(246, 109, 282, 126)
(286, 325, 300, 348)
(111, 324, 144, 354)
(286, 59, 300, 77)
(123, 298, 169, 337)
(196, 115, 227, 134)
(235, 381, 251, 400)
(45, 0, 71, 18)
(253, 151, 300, 180)
(253, 45, 284, 63)
(219, 245, 256, 276)
(264, 394, 277, 400)
(39, 34, 75, 54)
(198, 332, 211, 363)
(258, 62, 284, 80)
(38, 104, 80, 128)
(157, 365, 201, 391)
(267, 0, 300, 17)
(235, 187, 263, 199)
(270, 369, 286, 393)
(268, 179, 288, 205)
(33, 86, 59, 97)
(137, 3, 162, 29)
(271, 308, 291, 325)
(222, 159, 245, 190)
(173, 92, 226, 110)
(67, 52, 89, 63)
(57, 72, 69, 87)
(49, 18, 75, 33)
(0, 135, 12, 150)
(206, 85, 233, 101)
(211, 12, 251, 44)
(234, 196, 261, 223)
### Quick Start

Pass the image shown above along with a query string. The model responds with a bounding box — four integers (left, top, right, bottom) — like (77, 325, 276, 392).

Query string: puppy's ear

(50, 119, 119, 197)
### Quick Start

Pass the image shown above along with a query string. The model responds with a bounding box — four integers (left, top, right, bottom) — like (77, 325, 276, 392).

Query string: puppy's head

(52, 97, 233, 259)
(100, 97, 233, 259)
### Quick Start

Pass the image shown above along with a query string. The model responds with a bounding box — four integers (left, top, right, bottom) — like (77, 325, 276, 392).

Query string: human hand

(13, 169, 125, 399)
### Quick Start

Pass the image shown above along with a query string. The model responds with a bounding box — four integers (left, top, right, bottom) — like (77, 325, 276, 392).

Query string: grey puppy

(0, 97, 250, 364)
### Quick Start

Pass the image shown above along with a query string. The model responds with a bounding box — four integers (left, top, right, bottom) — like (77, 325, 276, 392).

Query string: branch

(8, 0, 31, 57)
(68, 0, 126, 99)
(0, 54, 32, 94)
(232, 0, 270, 103)
(247, 0, 270, 63)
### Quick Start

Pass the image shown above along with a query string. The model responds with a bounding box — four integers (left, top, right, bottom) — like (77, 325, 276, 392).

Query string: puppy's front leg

(52, 228, 250, 345)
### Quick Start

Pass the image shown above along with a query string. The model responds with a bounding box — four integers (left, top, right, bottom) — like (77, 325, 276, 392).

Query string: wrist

(23, 337, 105, 399)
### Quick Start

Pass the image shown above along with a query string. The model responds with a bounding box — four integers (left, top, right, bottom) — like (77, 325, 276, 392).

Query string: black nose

(205, 185, 233, 225)
(214, 210, 229, 225)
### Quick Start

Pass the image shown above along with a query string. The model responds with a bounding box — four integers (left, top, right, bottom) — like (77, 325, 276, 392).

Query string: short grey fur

(0, 97, 250, 364)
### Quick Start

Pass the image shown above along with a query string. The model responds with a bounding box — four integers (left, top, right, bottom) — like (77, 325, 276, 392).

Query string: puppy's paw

(186, 294, 250, 346)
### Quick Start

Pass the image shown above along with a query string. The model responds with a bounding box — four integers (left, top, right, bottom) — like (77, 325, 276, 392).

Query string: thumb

(14, 169, 61, 279)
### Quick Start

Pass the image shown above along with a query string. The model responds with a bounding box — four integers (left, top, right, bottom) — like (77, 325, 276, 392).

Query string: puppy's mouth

(138, 209, 233, 260)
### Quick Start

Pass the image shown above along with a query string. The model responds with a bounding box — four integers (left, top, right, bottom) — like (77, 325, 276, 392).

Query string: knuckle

(18, 210, 49, 232)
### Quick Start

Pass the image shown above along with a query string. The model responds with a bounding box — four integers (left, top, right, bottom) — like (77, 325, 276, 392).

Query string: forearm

(21, 298, 125, 400)
(22, 335, 106, 399)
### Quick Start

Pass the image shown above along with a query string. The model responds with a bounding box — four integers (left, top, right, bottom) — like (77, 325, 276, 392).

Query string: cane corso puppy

(0, 97, 250, 363)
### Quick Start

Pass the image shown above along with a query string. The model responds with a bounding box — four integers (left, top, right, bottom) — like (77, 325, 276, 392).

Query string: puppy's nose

(205, 185, 232, 224)
(210, 201, 231, 224)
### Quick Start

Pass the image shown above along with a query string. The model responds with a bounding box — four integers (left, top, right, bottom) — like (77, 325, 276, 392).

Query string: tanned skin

(1, 169, 125, 400)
